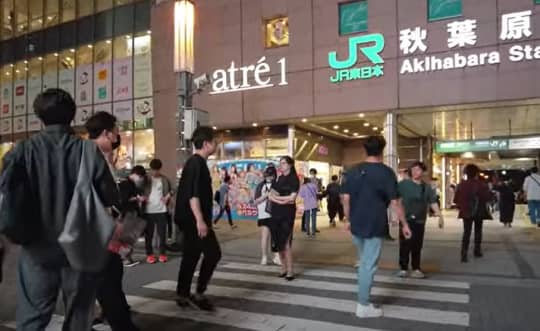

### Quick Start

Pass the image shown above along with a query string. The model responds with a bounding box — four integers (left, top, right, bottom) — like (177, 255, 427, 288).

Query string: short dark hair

(409, 161, 427, 172)
(131, 165, 146, 177)
(331, 175, 338, 181)
(309, 168, 317, 175)
(531, 167, 538, 174)
(303, 177, 311, 185)
(149, 159, 163, 170)
(364, 135, 386, 157)
(264, 166, 277, 178)
(34, 88, 76, 125)
(191, 126, 215, 149)
(223, 175, 231, 183)
(85, 111, 117, 139)
(464, 164, 480, 179)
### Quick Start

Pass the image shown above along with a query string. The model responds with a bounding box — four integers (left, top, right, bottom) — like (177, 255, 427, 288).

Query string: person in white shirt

(143, 159, 174, 264)
(523, 167, 540, 227)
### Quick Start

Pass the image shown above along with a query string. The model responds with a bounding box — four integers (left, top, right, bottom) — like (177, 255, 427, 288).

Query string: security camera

(193, 73, 211, 91)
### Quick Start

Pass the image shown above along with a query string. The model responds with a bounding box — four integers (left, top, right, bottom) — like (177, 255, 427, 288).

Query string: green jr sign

(435, 139, 509, 153)
(328, 33, 385, 83)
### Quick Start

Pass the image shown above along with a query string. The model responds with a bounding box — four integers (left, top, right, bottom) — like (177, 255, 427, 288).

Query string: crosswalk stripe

(145, 280, 470, 326)
(126, 295, 383, 331)
(2, 315, 112, 331)
(222, 261, 470, 289)
(196, 270, 469, 304)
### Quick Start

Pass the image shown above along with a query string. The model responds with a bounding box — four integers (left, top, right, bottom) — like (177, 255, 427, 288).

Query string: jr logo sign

(328, 33, 385, 83)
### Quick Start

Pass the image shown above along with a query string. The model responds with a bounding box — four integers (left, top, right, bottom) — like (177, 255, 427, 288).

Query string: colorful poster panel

(94, 62, 112, 104)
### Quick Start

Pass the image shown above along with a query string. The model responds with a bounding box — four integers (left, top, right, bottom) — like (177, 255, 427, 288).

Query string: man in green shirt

(398, 161, 444, 279)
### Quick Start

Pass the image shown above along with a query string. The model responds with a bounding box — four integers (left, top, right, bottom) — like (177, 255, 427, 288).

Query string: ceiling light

(54, 53, 59, 57)
(333, 125, 339, 130)
(364, 122, 370, 127)
(501, 170, 507, 175)
(87, 44, 93, 48)
(24, 60, 28, 64)
(15, 69, 20, 73)
(252, 123, 258, 127)
(147, 30, 152, 35)
(9, 64, 14, 67)
(125, 35, 131, 39)
(353, 132, 359, 136)
(212, 126, 217, 130)
(358, 113, 365, 118)
(226, 129, 231, 133)
(301, 118, 307, 123)
(372, 126, 378, 131)
(462, 152, 475, 159)
(38, 57, 43, 61)
(343, 129, 349, 133)
(106, 40, 112, 44)
(70, 49, 75, 53)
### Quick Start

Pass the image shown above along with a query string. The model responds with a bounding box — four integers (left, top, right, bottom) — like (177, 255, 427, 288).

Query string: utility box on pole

(183, 107, 209, 141)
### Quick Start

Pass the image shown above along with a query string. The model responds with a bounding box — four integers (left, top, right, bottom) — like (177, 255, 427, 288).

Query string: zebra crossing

(2, 261, 471, 331)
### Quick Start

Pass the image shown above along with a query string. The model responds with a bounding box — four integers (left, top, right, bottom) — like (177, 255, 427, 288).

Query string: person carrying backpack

(397, 161, 444, 279)
(454, 164, 494, 263)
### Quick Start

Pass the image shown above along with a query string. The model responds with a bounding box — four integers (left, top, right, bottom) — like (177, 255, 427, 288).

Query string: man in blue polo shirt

(342, 135, 411, 319)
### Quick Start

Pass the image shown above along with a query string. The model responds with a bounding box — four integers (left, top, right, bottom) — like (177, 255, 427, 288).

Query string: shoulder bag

(58, 141, 116, 273)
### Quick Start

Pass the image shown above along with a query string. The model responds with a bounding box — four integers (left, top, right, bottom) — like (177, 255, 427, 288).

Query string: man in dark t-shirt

(175, 126, 220, 311)
(342, 135, 411, 319)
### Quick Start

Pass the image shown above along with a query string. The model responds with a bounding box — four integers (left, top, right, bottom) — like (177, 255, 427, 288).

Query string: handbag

(58, 141, 116, 273)
(118, 211, 147, 246)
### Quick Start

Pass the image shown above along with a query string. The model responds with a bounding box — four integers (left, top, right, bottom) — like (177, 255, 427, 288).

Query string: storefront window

(339, 1, 367, 35)
(75, 44, 93, 106)
(133, 129, 154, 168)
(15, 0, 28, 36)
(266, 138, 288, 157)
(133, 31, 152, 98)
(29, 0, 43, 31)
(59, 49, 75, 97)
(43, 53, 58, 90)
(77, 0, 93, 18)
(45, 0, 59, 27)
(116, 130, 133, 170)
(96, 0, 112, 13)
(113, 34, 133, 101)
(428, 0, 462, 21)
(224, 141, 243, 160)
(1, 65, 13, 120)
(94, 40, 112, 104)
(28, 57, 42, 107)
(245, 140, 265, 158)
(13, 62, 27, 116)
(1, 0, 14, 40)
(62, 0, 75, 22)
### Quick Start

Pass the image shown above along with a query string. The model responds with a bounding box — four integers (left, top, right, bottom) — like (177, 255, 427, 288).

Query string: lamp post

(174, 0, 195, 157)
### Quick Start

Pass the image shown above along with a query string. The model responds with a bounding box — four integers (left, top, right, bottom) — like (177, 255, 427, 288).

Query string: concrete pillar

(383, 112, 398, 172)
(288, 125, 295, 157)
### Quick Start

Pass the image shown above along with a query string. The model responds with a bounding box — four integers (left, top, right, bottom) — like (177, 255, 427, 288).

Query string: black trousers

(462, 218, 483, 255)
(177, 228, 222, 297)
(328, 202, 344, 222)
(144, 213, 168, 255)
(97, 253, 139, 331)
(214, 205, 233, 226)
(399, 222, 426, 270)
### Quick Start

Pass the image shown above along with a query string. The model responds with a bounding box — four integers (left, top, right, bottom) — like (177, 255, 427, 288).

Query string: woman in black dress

(495, 180, 516, 227)
(269, 156, 300, 280)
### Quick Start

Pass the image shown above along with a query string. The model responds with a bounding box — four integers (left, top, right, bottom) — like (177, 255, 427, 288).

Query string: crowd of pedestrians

(1, 88, 537, 329)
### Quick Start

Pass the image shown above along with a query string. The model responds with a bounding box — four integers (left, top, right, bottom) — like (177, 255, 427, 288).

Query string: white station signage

(210, 57, 288, 95)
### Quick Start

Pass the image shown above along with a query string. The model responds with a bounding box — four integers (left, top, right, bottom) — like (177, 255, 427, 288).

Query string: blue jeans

(352, 236, 383, 305)
(528, 200, 540, 224)
(303, 209, 317, 235)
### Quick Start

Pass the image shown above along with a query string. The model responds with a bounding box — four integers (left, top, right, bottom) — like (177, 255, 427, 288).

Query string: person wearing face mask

(118, 165, 148, 267)
(254, 165, 281, 266)
(85, 112, 140, 331)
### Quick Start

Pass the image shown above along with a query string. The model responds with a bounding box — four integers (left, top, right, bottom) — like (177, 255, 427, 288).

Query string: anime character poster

(208, 158, 309, 221)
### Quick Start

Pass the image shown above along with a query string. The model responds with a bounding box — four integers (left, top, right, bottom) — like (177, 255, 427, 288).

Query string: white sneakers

(260, 254, 282, 266)
(356, 303, 383, 318)
(272, 254, 282, 266)
(398, 269, 426, 279)
(260, 256, 268, 265)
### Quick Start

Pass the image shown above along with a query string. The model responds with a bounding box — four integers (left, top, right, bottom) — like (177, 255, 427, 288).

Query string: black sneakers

(176, 294, 215, 311)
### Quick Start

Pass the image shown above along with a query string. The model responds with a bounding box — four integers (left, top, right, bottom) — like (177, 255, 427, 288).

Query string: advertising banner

(94, 61, 112, 104)
(76, 64, 93, 106)
(113, 57, 133, 101)
(13, 80, 26, 116)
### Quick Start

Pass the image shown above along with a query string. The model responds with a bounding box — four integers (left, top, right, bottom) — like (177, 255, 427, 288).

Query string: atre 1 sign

(210, 57, 288, 95)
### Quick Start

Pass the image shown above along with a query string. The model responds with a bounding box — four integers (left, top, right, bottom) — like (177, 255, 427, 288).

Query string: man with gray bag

(0, 89, 118, 331)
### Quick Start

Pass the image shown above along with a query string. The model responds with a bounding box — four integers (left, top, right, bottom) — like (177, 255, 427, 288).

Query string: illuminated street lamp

(174, 0, 194, 73)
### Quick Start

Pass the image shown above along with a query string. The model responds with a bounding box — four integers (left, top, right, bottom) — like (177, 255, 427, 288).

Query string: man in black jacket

(3, 89, 118, 330)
